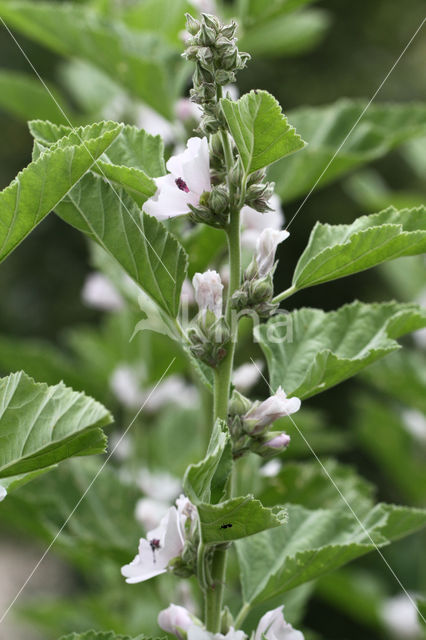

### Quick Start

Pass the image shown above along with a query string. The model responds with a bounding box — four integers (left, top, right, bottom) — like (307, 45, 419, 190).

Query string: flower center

(175, 177, 189, 193)
(150, 538, 161, 563)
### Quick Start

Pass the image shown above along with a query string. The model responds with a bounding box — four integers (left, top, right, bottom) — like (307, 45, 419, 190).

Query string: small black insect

(220, 523, 232, 529)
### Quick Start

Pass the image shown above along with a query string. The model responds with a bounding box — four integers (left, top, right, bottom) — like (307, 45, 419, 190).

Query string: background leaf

(221, 90, 306, 174)
(292, 206, 426, 290)
(255, 301, 426, 398)
(269, 100, 426, 202)
(0, 371, 112, 481)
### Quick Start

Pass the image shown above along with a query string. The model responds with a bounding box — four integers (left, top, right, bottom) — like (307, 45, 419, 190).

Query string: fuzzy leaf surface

(0, 371, 112, 480)
(0, 121, 122, 262)
(293, 206, 426, 290)
(256, 301, 426, 399)
(221, 90, 306, 174)
(236, 503, 426, 605)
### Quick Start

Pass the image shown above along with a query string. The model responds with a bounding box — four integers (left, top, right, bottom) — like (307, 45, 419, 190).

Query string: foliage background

(0, 1, 425, 639)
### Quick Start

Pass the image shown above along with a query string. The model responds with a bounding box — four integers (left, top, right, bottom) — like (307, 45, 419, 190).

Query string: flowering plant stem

(272, 284, 298, 304)
(206, 157, 242, 631)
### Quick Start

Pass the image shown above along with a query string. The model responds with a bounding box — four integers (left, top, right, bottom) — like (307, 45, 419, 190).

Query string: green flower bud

(202, 14, 221, 33)
(249, 275, 274, 304)
(220, 22, 237, 39)
(229, 390, 253, 416)
(185, 13, 200, 36)
(215, 69, 234, 86)
(209, 184, 229, 215)
(198, 23, 216, 46)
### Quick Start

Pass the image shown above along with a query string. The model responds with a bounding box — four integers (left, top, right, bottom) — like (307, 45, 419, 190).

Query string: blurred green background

(0, 1, 425, 639)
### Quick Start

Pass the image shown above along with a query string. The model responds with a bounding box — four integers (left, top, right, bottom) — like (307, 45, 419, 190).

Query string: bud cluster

(232, 227, 289, 318)
(188, 183, 230, 228)
(183, 13, 250, 136)
(188, 270, 230, 367)
(244, 170, 275, 214)
(228, 386, 300, 459)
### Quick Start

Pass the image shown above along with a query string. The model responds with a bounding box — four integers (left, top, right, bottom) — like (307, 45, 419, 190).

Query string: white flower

(254, 606, 304, 640)
(259, 459, 282, 477)
(232, 361, 263, 393)
(158, 604, 195, 639)
(381, 593, 421, 639)
(109, 432, 131, 461)
(136, 104, 176, 145)
(82, 272, 124, 311)
(138, 469, 181, 502)
(188, 0, 217, 12)
(255, 228, 289, 278)
(121, 494, 195, 584)
(135, 498, 170, 532)
(144, 137, 211, 221)
(110, 365, 144, 409)
(0, 485, 7, 502)
(175, 98, 202, 123)
(244, 387, 301, 433)
(401, 409, 426, 444)
(187, 625, 246, 640)
(193, 270, 224, 318)
(144, 375, 198, 412)
(241, 194, 285, 250)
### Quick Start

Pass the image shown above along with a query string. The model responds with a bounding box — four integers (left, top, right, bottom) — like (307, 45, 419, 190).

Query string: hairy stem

(272, 284, 298, 304)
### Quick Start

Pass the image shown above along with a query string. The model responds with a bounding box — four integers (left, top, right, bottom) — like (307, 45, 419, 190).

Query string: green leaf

(55, 174, 188, 317)
(198, 495, 286, 545)
(240, 8, 330, 58)
(255, 301, 426, 399)
(244, 0, 317, 24)
(0, 371, 112, 481)
(236, 502, 426, 606)
(0, 69, 70, 123)
(292, 206, 426, 290)
(59, 631, 147, 640)
(30, 120, 165, 207)
(0, 121, 122, 263)
(122, 0, 193, 48)
(0, 458, 141, 563)
(269, 100, 426, 202)
(220, 90, 306, 174)
(183, 419, 231, 504)
(0, 1, 176, 118)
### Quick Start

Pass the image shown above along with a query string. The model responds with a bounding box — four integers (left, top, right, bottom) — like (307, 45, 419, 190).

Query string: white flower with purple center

(144, 137, 211, 221)
(121, 494, 195, 584)
(244, 386, 301, 434)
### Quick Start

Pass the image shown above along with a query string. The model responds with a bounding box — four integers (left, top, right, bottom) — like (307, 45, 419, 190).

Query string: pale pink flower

(138, 469, 181, 503)
(158, 604, 195, 639)
(187, 626, 246, 640)
(255, 228, 289, 277)
(82, 272, 124, 311)
(259, 459, 282, 477)
(381, 594, 421, 639)
(144, 137, 211, 221)
(241, 194, 285, 250)
(110, 365, 144, 409)
(193, 270, 223, 318)
(254, 606, 304, 640)
(121, 494, 195, 584)
(265, 433, 291, 450)
(136, 104, 175, 144)
(175, 98, 202, 123)
(244, 386, 301, 434)
(135, 498, 170, 532)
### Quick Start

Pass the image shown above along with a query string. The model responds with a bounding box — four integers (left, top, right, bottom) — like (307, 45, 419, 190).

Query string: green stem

(234, 602, 251, 629)
(272, 284, 298, 304)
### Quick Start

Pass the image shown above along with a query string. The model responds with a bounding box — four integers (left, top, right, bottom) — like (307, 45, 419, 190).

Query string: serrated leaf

(221, 90, 306, 174)
(55, 173, 188, 317)
(269, 100, 426, 202)
(0, 121, 122, 262)
(0, 371, 112, 481)
(198, 495, 286, 545)
(0, 69, 70, 123)
(0, 1, 176, 118)
(184, 419, 231, 504)
(236, 502, 426, 605)
(255, 301, 426, 399)
(292, 206, 426, 290)
(59, 631, 147, 640)
(30, 120, 164, 206)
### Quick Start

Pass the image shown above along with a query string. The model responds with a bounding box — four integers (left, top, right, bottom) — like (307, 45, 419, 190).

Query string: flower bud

(203, 13, 221, 33)
(158, 604, 194, 639)
(185, 13, 200, 36)
(215, 69, 235, 86)
(250, 432, 291, 458)
(221, 22, 237, 38)
(243, 386, 301, 435)
(255, 228, 289, 278)
(265, 433, 291, 449)
(229, 389, 253, 416)
(209, 184, 229, 216)
(193, 270, 223, 318)
(198, 23, 216, 46)
(249, 274, 274, 304)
